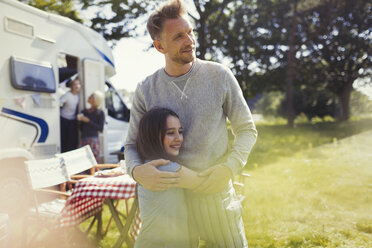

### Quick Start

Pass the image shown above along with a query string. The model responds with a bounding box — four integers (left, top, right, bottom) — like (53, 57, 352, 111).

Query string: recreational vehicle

(0, 0, 130, 214)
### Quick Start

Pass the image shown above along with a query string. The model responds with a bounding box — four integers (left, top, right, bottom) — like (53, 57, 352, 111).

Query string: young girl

(135, 108, 202, 248)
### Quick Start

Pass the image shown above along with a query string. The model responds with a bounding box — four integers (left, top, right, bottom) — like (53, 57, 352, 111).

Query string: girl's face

(163, 115, 183, 157)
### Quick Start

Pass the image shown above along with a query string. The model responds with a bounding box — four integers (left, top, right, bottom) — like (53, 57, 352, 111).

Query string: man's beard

(170, 50, 195, 65)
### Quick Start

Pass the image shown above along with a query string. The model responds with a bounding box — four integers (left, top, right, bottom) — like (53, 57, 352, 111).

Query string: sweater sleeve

(222, 68, 258, 175)
(124, 84, 146, 177)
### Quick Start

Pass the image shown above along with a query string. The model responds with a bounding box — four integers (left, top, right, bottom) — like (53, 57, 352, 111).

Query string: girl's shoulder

(157, 161, 181, 172)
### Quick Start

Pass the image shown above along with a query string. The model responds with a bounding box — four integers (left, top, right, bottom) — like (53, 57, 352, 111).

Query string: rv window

(105, 85, 130, 122)
(10, 57, 56, 93)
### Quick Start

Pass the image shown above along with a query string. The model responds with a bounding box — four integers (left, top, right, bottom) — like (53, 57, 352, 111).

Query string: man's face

(71, 80, 81, 93)
(157, 15, 196, 65)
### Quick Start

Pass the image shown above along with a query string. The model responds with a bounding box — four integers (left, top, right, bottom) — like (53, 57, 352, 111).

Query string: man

(124, 0, 257, 247)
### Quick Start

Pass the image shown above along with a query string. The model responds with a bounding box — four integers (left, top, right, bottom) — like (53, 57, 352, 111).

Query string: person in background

(60, 79, 80, 153)
(124, 0, 257, 247)
(77, 90, 105, 163)
(135, 107, 203, 248)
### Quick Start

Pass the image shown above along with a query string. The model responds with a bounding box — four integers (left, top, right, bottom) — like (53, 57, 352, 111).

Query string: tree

(188, 0, 237, 59)
(222, 0, 371, 124)
(222, 0, 340, 126)
(19, 0, 83, 23)
(24, 0, 371, 121)
(79, 0, 239, 56)
(97, 0, 368, 123)
(79, 0, 152, 44)
(306, 0, 372, 120)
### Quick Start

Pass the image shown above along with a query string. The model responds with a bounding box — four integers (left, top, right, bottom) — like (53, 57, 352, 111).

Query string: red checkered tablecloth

(59, 173, 136, 227)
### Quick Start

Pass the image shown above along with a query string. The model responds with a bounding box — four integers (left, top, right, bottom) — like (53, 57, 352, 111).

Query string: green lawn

(240, 119, 372, 247)
(87, 118, 372, 248)
(245, 118, 372, 169)
(16, 118, 370, 247)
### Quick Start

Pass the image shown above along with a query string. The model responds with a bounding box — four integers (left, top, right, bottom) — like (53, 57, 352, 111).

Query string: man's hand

(132, 159, 180, 191)
(193, 164, 233, 194)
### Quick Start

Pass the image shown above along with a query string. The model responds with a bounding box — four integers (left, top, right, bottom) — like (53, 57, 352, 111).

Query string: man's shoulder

(63, 91, 77, 100)
(137, 68, 163, 88)
(198, 59, 230, 74)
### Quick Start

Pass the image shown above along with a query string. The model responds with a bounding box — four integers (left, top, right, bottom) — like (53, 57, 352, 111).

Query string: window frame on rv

(10, 56, 56, 93)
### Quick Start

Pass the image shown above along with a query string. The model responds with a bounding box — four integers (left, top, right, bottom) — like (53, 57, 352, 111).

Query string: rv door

(82, 59, 107, 162)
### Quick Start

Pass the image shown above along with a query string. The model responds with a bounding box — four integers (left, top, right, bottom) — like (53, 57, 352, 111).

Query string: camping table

(59, 172, 139, 248)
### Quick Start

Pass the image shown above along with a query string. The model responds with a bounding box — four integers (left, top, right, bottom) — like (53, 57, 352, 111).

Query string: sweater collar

(160, 59, 201, 83)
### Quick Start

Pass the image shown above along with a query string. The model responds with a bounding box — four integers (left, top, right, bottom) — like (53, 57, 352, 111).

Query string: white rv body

(0, 0, 130, 213)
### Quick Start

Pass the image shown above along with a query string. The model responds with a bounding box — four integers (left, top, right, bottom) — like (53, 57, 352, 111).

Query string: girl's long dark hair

(136, 108, 179, 161)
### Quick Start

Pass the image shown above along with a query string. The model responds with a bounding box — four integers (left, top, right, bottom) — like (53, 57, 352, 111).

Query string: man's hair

(136, 108, 180, 161)
(66, 79, 79, 88)
(147, 0, 187, 40)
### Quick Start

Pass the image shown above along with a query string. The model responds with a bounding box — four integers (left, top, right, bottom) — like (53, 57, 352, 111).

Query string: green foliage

(19, 0, 83, 23)
(256, 89, 338, 120)
(299, 0, 372, 120)
(291, 89, 338, 120)
(80, 0, 153, 43)
(255, 91, 285, 117)
(350, 90, 372, 116)
(255, 87, 372, 121)
(223, 0, 371, 121)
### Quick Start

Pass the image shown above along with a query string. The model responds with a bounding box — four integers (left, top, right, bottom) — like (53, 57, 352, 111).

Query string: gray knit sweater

(124, 59, 257, 176)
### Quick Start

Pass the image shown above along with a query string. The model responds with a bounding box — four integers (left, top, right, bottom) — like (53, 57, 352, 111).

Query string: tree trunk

(285, 3, 298, 128)
(197, 17, 207, 60)
(337, 81, 353, 121)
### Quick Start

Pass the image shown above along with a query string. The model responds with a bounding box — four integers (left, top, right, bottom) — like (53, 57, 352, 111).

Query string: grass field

(95, 118, 372, 248)
(245, 118, 372, 169)
(93, 118, 372, 248)
(13, 118, 372, 247)
(242, 128, 372, 247)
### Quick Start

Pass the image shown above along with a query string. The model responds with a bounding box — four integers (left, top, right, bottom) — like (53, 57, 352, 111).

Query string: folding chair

(56, 145, 120, 237)
(56, 145, 119, 179)
(23, 157, 70, 246)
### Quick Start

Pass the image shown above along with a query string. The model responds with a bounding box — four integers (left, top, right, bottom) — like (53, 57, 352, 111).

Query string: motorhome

(0, 0, 130, 213)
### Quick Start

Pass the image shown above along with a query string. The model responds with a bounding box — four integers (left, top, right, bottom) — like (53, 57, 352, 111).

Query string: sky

(109, 37, 164, 92)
